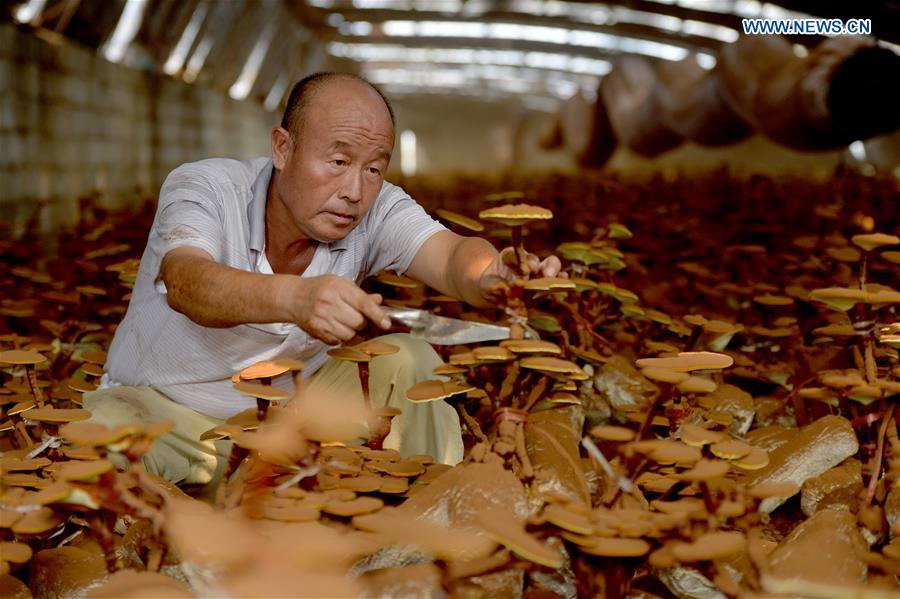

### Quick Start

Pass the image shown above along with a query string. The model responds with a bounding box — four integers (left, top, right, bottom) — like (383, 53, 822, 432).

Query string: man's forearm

(162, 253, 297, 328)
(444, 237, 499, 308)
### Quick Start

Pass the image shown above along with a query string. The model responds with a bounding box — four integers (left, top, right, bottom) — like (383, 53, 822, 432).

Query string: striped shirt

(104, 157, 446, 419)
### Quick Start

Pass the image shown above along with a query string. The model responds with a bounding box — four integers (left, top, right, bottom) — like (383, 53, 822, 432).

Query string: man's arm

(405, 231, 562, 308)
(162, 247, 390, 344)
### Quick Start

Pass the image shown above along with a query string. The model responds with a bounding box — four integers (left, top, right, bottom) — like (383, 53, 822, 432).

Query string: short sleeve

(147, 167, 225, 294)
(365, 185, 447, 276)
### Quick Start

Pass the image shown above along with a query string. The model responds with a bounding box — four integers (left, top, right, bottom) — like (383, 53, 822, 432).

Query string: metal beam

(322, 34, 688, 65)
(304, 7, 725, 51)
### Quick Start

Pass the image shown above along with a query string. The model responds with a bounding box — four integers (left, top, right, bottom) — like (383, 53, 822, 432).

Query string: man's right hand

(161, 248, 391, 341)
(288, 275, 391, 345)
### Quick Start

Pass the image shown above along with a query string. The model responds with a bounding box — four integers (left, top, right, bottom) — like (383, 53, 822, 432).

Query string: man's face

(272, 82, 394, 243)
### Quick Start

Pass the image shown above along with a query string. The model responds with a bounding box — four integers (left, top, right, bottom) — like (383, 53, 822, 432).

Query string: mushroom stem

(559, 329, 572, 354)
(699, 481, 717, 517)
(358, 363, 371, 410)
(25, 365, 45, 408)
(786, 374, 816, 427)
(511, 371, 534, 409)
(216, 445, 248, 508)
(637, 385, 671, 442)
(553, 297, 613, 349)
(511, 225, 523, 271)
(86, 511, 119, 572)
(366, 410, 394, 450)
(853, 304, 877, 384)
(603, 558, 625, 599)
(457, 403, 488, 443)
(607, 457, 647, 508)
(862, 335, 877, 385)
(113, 471, 165, 531)
(257, 376, 273, 420)
(660, 479, 690, 502)
(865, 402, 894, 506)
(14, 421, 32, 448)
(514, 422, 533, 481)
(255, 398, 269, 422)
(858, 253, 869, 290)
(498, 362, 521, 407)
(851, 345, 865, 372)
(684, 325, 703, 352)
(521, 376, 549, 413)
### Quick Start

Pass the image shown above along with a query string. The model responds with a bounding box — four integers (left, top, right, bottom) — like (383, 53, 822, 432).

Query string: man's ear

(271, 127, 292, 170)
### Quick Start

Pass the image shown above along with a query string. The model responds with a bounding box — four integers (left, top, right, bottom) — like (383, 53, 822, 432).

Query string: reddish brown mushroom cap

(679, 458, 730, 482)
(354, 340, 401, 357)
(475, 509, 563, 568)
(709, 440, 753, 460)
(753, 293, 794, 307)
(677, 376, 718, 394)
(472, 346, 515, 362)
(522, 277, 576, 291)
(432, 363, 468, 376)
(478, 204, 553, 227)
(0, 350, 47, 366)
(672, 531, 746, 562)
(448, 352, 477, 366)
(23, 407, 91, 423)
(321, 496, 384, 517)
(852, 232, 899, 252)
(0, 541, 32, 564)
(233, 381, 290, 401)
(732, 447, 769, 470)
(58, 458, 115, 481)
(326, 347, 371, 363)
(641, 368, 690, 385)
(589, 425, 636, 442)
(436, 209, 485, 232)
(581, 537, 651, 558)
(406, 380, 476, 403)
(519, 356, 585, 377)
(542, 504, 594, 535)
(235, 358, 305, 382)
(11, 507, 65, 534)
(636, 352, 734, 372)
(681, 424, 725, 447)
(81, 350, 108, 365)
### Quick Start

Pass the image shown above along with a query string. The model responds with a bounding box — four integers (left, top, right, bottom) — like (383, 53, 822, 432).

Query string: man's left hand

(477, 247, 564, 303)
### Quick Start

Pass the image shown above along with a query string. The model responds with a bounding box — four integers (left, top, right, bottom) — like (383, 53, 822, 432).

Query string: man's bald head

(280, 73, 395, 142)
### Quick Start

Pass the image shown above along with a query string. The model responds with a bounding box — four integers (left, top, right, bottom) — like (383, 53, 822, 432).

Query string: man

(85, 73, 560, 488)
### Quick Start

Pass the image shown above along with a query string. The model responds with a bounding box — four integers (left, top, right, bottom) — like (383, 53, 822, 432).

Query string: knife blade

(384, 306, 512, 345)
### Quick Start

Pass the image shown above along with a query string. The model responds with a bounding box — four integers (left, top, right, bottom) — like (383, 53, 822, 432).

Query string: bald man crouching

(83, 72, 560, 490)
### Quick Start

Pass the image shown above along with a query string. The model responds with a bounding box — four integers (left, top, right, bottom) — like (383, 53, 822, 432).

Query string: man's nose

(340, 169, 364, 204)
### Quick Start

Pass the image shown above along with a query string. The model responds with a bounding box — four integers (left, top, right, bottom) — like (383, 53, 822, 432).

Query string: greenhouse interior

(0, 0, 899, 597)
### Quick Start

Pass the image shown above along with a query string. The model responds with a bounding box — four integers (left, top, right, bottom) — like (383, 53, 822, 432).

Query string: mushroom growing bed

(0, 170, 898, 598)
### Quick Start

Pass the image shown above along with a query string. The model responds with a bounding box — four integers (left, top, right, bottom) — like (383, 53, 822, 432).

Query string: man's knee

(83, 387, 152, 428)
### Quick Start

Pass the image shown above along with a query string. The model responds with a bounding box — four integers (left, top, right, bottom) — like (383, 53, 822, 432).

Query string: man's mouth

(329, 212, 357, 224)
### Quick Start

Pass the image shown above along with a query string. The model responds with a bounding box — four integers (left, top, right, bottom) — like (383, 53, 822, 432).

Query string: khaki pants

(83, 334, 463, 488)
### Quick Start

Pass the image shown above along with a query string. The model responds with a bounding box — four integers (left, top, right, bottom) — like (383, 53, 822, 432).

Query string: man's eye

(368, 167, 382, 175)
(332, 159, 347, 166)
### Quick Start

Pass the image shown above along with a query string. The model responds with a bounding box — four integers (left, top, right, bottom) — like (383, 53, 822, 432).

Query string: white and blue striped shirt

(104, 157, 445, 419)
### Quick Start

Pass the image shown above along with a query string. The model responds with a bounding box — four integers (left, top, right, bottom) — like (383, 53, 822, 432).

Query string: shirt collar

(248, 158, 351, 254)
(248, 159, 271, 254)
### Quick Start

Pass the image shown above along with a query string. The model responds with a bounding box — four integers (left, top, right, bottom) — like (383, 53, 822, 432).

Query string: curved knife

(384, 306, 512, 345)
